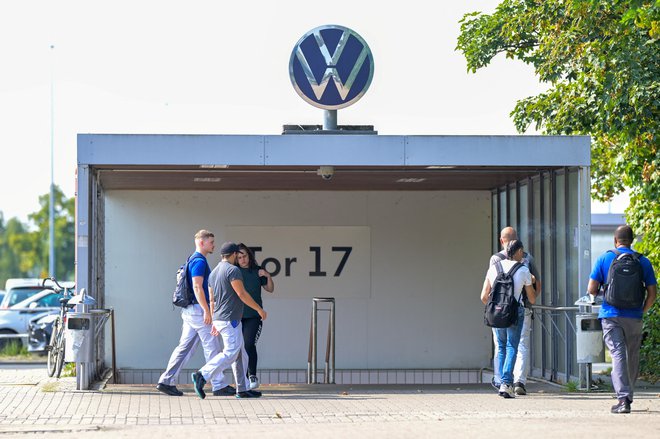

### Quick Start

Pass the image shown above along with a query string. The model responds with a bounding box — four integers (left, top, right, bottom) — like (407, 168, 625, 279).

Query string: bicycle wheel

(54, 333, 66, 379)
(46, 319, 60, 377)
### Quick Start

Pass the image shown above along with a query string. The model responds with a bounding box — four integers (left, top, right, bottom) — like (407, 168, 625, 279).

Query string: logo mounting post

(289, 25, 375, 130)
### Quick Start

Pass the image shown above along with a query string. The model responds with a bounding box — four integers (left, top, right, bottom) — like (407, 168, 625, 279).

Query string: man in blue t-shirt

(587, 225, 657, 414)
(157, 230, 233, 397)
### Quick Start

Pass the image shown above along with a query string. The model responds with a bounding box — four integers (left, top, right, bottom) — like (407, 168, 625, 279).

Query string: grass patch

(60, 362, 76, 378)
(0, 340, 45, 362)
(0, 340, 29, 357)
(564, 380, 579, 392)
(41, 382, 59, 392)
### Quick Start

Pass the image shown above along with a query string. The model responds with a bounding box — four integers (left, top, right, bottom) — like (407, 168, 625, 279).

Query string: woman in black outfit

(236, 243, 274, 390)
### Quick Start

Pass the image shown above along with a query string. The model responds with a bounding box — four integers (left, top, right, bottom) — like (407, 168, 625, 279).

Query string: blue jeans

(495, 307, 525, 385)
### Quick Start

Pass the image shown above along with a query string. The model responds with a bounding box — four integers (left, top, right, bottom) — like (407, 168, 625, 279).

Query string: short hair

(614, 225, 634, 245)
(506, 240, 524, 259)
(194, 229, 214, 240)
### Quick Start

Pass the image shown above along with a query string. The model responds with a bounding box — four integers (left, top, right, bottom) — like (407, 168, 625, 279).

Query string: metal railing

(531, 303, 601, 391)
(307, 297, 335, 384)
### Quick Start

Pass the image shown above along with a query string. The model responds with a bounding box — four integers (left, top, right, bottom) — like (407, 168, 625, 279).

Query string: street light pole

(49, 44, 55, 277)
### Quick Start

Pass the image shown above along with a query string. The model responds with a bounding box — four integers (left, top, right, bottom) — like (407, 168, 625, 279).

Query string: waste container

(64, 290, 97, 363)
(574, 295, 605, 364)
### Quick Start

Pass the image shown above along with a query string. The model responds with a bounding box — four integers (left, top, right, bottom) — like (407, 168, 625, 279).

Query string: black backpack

(604, 249, 646, 309)
(172, 254, 204, 308)
(484, 261, 523, 328)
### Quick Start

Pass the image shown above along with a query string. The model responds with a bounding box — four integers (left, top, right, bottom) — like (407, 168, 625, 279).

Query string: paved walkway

(0, 365, 658, 438)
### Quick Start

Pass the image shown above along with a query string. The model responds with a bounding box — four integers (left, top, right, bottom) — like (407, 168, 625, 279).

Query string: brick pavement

(0, 365, 658, 438)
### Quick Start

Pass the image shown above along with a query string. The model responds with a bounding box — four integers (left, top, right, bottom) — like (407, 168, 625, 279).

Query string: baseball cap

(219, 241, 240, 255)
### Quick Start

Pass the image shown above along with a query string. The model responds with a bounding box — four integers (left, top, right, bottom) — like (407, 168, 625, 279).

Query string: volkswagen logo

(289, 25, 374, 110)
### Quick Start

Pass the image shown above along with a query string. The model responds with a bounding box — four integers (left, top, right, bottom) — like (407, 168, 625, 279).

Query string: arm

(586, 278, 601, 296)
(192, 276, 212, 325)
(231, 279, 267, 321)
(524, 284, 536, 305)
(259, 268, 275, 293)
(643, 285, 657, 314)
(533, 278, 542, 299)
(480, 277, 491, 305)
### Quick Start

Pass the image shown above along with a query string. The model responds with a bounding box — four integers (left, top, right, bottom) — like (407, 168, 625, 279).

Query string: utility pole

(49, 44, 55, 277)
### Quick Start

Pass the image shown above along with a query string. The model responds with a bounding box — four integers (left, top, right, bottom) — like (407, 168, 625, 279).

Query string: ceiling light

(396, 178, 426, 183)
(194, 177, 222, 183)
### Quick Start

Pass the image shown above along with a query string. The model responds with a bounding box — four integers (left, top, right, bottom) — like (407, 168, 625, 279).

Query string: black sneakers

(236, 390, 262, 398)
(156, 383, 183, 396)
(191, 371, 206, 400)
(611, 398, 631, 414)
(212, 385, 236, 396)
(514, 382, 527, 395)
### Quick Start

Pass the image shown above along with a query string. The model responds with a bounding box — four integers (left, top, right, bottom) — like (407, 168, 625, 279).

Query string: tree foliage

(457, 0, 659, 381)
(0, 186, 74, 287)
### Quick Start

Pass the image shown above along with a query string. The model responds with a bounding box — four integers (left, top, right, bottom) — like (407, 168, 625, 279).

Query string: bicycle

(43, 277, 75, 378)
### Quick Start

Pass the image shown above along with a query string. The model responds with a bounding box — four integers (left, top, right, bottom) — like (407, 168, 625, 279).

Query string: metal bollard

(307, 297, 335, 384)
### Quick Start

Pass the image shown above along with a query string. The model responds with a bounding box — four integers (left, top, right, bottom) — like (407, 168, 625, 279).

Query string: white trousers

(199, 320, 249, 392)
(493, 308, 532, 385)
(158, 304, 227, 391)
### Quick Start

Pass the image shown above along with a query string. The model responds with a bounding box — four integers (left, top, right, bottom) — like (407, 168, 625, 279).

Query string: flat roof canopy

(79, 134, 590, 191)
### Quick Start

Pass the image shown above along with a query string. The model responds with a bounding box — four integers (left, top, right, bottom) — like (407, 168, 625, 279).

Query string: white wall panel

(104, 190, 491, 370)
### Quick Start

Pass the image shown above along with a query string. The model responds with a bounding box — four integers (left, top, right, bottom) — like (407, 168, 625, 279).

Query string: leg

(513, 309, 533, 384)
(621, 317, 643, 402)
(195, 321, 228, 391)
(231, 335, 249, 392)
(495, 328, 508, 384)
(602, 318, 632, 401)
(158, 314, 199, 386)
(242, 318, 262, 377)
(492, 328, 501, 385)
(502, 308, 525, 385)
(199, 320, 242, 384)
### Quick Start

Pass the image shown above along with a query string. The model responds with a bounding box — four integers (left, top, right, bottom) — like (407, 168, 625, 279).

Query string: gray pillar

(323, 110, 337, 130)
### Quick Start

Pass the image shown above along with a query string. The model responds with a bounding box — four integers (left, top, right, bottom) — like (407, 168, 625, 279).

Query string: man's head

(194, 229, 215, 256)
(500, 226, 518, 249)
(614, 225, 634, 248)
(219, 241, 240, 263)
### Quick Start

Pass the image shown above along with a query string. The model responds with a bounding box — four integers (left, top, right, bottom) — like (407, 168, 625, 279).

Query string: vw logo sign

(289, 25, 374, 110)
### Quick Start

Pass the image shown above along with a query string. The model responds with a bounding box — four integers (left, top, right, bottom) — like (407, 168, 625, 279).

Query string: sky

(0, 0, 626, 223)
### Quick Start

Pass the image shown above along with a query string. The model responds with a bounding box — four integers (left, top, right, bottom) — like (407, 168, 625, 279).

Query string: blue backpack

(172, 254, 204, 308)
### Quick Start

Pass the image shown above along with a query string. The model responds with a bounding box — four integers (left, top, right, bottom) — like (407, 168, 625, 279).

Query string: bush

(640, 301, 659, 383)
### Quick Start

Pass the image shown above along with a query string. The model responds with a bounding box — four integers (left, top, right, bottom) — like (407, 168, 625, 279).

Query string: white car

(0, 289, 60, 348)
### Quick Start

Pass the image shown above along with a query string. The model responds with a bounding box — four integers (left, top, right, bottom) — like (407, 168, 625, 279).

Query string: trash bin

(574, 296, 605, 364)
(64, 290, 97, 363)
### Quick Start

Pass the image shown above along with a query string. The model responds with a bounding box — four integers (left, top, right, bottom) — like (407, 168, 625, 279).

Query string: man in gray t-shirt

(210, 260, 245, 322)
(191, 242, 267, 400)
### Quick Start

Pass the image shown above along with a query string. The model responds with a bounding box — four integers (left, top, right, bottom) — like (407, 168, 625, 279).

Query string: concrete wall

(104, 190, 491, 371)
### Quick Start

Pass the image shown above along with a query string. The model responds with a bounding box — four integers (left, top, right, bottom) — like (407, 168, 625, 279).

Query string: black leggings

(241, 317, 262, 376)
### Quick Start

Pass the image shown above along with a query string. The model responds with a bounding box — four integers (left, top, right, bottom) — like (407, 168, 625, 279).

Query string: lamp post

(49, 44, 55, 277)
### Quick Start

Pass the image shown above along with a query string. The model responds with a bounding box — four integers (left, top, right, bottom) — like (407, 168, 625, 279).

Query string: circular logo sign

(289, 25, 374, 110)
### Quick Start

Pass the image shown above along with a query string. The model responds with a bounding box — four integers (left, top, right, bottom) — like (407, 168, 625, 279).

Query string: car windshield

(5, 287, 47, 307)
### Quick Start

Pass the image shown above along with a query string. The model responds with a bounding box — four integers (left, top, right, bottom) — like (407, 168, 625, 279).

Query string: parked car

(0, 289, 60, 348)
(0, 290, 5, 303)
(1, 278, 56, 309)
(27, 312, 59, 354)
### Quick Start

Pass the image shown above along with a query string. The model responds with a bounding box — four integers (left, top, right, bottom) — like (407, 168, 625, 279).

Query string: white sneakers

(248, 375, 259, 390)
(498, 383, 514, 399)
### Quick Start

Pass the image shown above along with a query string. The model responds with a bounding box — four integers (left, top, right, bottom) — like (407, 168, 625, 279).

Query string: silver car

(0, 289, 60, 348)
